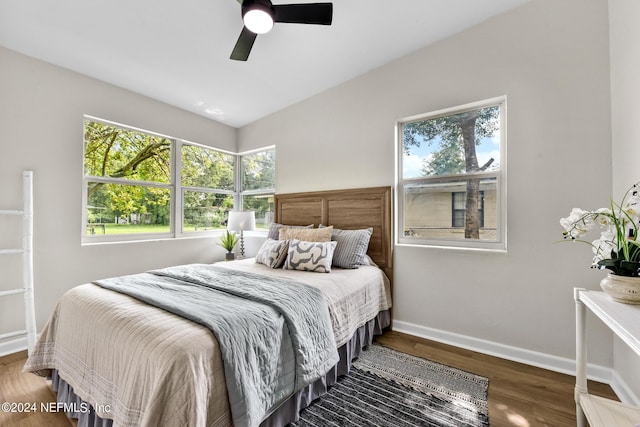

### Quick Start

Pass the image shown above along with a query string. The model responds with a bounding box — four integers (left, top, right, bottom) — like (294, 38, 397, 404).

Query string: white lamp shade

(227, 211, 256, 232)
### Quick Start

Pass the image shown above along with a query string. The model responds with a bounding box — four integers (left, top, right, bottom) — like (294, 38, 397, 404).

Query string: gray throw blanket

(94, 264, 339, 427)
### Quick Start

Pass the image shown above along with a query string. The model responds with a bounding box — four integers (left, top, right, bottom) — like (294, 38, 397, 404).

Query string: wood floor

(0, 350, 76, 427)
(0, 330, 618, 427)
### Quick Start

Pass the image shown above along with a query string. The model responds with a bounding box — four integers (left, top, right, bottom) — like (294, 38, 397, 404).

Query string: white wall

(2, 0, 632, 400)
(240, 0, 616, 372)
(0, 46, 237, 351)
(610, 0, 640, 197)
(609, 0, 640, 404)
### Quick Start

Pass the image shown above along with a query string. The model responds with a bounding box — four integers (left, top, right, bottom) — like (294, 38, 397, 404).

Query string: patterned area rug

(291, 344, 489, 427)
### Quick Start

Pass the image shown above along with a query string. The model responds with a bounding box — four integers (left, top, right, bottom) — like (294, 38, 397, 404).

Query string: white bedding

(25, 258, 392, 427)
(218, 259, 392, 347)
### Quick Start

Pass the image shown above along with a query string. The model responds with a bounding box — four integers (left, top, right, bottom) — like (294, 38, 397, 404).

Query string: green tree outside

(85, 120, 241, 235)
(403, 106, 500, 239)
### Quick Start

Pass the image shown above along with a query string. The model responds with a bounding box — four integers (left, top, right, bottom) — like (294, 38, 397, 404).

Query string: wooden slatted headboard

(274, 186, 393, 282)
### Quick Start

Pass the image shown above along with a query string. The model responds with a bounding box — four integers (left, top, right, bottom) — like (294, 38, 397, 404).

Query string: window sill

(395, 241, 507, 254)
(81, 229, 268, 246)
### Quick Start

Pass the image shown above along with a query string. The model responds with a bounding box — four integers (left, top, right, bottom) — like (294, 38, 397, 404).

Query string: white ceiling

(0, 0, 529, 128)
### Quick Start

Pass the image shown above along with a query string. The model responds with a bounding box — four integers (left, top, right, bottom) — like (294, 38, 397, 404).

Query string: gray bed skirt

(50, 309, 391, 427)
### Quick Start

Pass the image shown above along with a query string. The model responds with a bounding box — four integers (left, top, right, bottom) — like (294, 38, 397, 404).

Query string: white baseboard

(0, 336, 27, 357)
(393, 321, 640, 405)
(392, 320, 613, 382)
(611, 369, 640, 406)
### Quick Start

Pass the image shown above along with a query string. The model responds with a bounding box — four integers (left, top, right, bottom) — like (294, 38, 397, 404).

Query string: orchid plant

(560, 183, 640, 277)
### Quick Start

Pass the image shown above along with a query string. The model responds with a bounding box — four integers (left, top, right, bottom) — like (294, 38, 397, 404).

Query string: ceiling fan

(230, 0, 333, 61)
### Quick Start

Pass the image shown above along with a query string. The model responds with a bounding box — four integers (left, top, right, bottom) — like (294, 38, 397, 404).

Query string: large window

(84, 120, 173, 237)
(82, 116, 275, 242)
(397, 97, 506, 250)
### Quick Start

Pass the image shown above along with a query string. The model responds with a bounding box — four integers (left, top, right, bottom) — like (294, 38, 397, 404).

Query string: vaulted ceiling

(0, 0, 529, 127)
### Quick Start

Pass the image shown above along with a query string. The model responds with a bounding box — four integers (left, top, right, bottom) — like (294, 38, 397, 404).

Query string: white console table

(574, 288, 640, 427)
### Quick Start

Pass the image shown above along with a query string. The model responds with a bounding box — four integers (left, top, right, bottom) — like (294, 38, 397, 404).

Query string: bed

(24, 186, 393, 427)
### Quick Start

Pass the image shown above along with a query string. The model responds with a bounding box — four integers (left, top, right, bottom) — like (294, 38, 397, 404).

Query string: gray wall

(609, 0, 640, 403)
(0, 46, 237, 347)
(239, 0, 617, 377)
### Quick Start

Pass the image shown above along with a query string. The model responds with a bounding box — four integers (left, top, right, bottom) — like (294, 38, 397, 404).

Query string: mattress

(24, 258, 392, 427)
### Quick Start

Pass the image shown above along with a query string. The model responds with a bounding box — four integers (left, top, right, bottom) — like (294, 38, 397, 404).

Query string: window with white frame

(240, 149, 276, 230)
(181, 144, 236, 233)
(452, 191, 484, 228)
(82, 116, 275, 242)
(397, 97, 506, 250)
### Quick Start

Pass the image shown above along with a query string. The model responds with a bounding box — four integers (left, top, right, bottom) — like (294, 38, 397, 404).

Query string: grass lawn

(86, 223, 268, 235)
(86, 224, 172, 235)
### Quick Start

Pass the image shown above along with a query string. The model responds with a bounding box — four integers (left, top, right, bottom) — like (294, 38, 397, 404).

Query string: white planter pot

(600, 273, 640, 304)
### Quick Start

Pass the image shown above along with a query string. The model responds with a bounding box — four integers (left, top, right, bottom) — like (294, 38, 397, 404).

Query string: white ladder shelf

(0, 171, 36, 354)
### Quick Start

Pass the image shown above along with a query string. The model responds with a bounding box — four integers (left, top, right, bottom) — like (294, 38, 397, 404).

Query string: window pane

(84, 120, 171, 183)
(243, 194, 274, 230)
(403, 178, 497, 241)
(402, 106, 500, 179)
(86, 182, 170, 235)
(452, 211, 465, 228)
(242, 149, 276, 191)
(183, 190, 234, 232)
(452, 192, 466, 210)
(181, 144, 235, 190)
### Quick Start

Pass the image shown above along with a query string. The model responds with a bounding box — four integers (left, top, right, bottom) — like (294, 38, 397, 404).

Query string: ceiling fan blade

(273, 3, 333, 25)
(230, 27, 258, 61)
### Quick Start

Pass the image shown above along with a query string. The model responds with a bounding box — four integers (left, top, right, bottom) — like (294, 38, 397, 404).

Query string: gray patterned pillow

(283, 239, 337, 273)
(255, 238, 289, 268)
(267, 223, 314, 240)
(319, 226, 373, 269)
(330, 227, 373, 269)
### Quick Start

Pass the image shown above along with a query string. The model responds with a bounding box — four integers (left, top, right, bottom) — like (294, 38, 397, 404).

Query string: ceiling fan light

(243, 8, 274, 34)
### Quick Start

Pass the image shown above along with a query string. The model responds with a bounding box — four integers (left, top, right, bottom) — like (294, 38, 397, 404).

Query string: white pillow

(283, 239, 337, 273)
(255, 238, 289, 268)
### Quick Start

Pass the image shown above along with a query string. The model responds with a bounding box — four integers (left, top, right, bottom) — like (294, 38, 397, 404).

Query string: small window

(452, 191, 485, 228)
(181, 144, 235, 233)
(397, 97, 506, 250)
(181, 144, 235, 190)
(240, 148, 276, 230)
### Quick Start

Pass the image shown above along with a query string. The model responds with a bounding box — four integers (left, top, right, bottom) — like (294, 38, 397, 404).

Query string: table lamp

(227, 211, 255, 258)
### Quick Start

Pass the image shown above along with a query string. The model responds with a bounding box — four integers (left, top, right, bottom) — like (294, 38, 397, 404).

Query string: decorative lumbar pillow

(267, 223, 313, 240)
(255, 238, 290, 268)
(283, 239, 337, 273)
(279, 226, 333, 242)
(330, 227, 373, 269)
